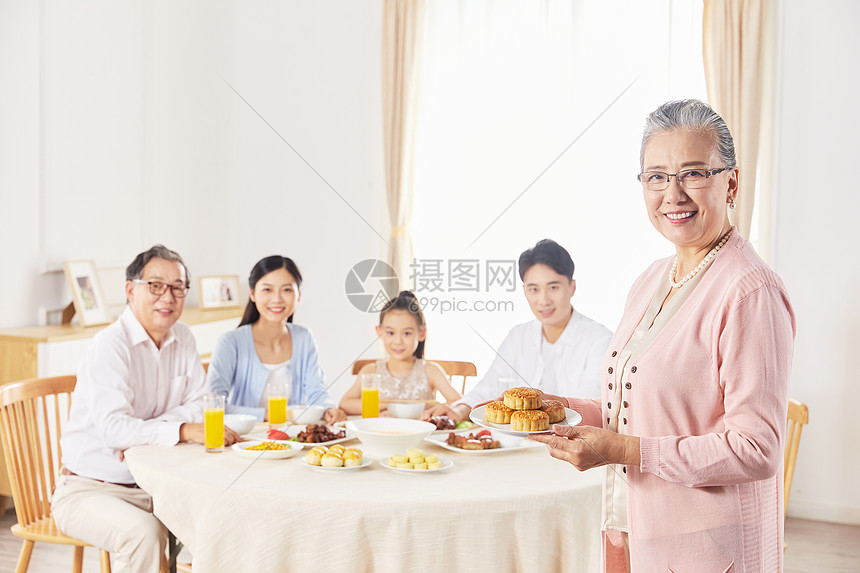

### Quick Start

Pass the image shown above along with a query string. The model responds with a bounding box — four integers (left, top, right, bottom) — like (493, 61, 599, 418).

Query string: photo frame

(199, 275, 242, 310)
(63, 260, 112, 326)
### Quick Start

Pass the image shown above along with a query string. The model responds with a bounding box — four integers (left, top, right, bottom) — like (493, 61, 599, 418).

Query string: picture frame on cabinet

(199, 275, 242, 310)
(63, 260, 112, 327)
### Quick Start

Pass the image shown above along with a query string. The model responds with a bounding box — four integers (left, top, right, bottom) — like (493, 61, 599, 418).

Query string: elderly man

(425, 239, 612, 423)
(51, 245, 240, 572)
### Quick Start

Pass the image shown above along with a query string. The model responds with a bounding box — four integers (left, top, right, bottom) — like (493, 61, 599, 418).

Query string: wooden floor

(0, 509, 858, 572)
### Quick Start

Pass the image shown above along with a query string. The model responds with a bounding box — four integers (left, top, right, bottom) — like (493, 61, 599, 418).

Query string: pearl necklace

(669, 228, 733, 289)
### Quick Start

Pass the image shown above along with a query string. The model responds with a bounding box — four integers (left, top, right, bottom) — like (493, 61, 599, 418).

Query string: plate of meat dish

(426, 415, 479, 436)
(249, 424, 356, 448)
(424, 429, 541, 454)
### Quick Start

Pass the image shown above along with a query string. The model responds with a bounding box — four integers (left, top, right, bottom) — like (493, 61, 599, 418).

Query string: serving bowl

(386, 401, 426, 419)
(223, 414, 257, 435)
(345, 418, 436, 458)
(289, 404, 325, 425)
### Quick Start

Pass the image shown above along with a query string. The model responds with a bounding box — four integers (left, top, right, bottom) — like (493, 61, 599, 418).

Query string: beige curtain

(382, 0, 425, 283)
(702, 0, 767, 238)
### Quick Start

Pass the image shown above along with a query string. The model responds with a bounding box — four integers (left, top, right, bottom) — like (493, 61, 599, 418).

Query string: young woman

(208, 256, 346, 424)
(339, 291, 461, 415)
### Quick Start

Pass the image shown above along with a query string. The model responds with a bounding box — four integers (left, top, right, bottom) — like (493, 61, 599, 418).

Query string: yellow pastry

(503, 387, 542, 410)
(510, 409, 549, 432)
(540, 400, 567, 424)
(485, 401, 514, 423)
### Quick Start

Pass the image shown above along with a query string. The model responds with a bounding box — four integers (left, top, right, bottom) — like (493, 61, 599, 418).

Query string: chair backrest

(352, 359, 478, 395)
(0, 375, 76, 529)
(784, 398, 809, 512)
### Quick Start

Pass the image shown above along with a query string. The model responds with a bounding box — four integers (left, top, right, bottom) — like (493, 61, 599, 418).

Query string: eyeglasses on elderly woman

(637, 166, 729, 191)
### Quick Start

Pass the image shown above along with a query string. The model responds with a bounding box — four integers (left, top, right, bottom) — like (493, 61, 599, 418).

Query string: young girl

(340, 291, 461, 415)
(208, 255, 347, 424)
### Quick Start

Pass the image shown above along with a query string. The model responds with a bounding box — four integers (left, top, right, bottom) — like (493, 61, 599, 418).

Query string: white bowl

(223, 414, 257, 435)
(386, 401, 426, 419)
(289, 404, 325, 425)
(345, 418, 436, 458)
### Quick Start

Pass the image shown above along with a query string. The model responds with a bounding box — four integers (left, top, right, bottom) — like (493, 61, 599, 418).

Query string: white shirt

(258, 360, 292, 408)
(456, 309, 612, 407)
(61, 307, 207, 484)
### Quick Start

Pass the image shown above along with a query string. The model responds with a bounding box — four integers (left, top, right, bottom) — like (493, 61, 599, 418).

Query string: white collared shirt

(457, 309, 612, 407)
(60, 307, 207, 484)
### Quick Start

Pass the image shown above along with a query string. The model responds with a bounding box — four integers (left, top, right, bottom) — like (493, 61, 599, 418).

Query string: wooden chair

(352, 359, 477, 395)
(784, 398, 809, 513)
(0, 375, 112, 573)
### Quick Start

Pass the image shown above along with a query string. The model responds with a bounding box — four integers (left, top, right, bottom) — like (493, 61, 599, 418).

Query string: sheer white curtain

(411, 1, 707, 369)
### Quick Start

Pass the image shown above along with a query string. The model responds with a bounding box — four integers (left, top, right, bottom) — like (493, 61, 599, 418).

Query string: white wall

(774, 0, 860, 524)
(0, 0, 385, 403)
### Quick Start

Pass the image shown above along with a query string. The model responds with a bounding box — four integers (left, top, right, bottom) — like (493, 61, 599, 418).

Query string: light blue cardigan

(208, 323, 336, 420)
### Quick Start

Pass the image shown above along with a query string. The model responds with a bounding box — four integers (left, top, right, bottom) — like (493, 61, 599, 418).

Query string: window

(411, 1, 706, 368)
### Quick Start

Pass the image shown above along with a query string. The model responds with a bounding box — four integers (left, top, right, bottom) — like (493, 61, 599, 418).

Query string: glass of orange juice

(267, 380, 289, 429)
(204, 393, 225, 453)
(360, 373, 381, 418)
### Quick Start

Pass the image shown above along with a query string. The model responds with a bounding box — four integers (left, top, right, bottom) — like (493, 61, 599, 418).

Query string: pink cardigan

(569, 231, 795, 572)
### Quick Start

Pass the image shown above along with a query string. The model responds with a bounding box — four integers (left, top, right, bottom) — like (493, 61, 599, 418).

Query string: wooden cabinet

(0, 306, 243, 500)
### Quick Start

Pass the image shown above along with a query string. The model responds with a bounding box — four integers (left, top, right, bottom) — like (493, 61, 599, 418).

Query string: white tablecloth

(125, 433, 602, 572)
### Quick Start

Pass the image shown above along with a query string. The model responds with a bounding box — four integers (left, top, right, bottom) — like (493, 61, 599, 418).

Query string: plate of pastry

(300, 457, 373, 472)
(469, 388, 582, 437)
(379, 449, 453, 473)
(424, 428, 541, 454)
(300, 444, 371, 471)
(231, 440, 305, 460)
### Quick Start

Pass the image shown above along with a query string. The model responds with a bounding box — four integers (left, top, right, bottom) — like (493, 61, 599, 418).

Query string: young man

(425, 239, 612, 422)
(51, 245, 240, 572)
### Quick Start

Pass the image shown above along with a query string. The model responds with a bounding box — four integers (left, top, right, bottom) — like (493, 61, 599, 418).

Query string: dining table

(124, 425, 603, 572)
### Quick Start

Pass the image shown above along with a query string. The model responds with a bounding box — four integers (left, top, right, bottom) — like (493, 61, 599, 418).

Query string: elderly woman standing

(531, 100, 795, 572)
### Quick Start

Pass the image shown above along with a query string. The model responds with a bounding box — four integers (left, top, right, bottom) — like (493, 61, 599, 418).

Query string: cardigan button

(623, 418, 627, 425)
(608, 367, 613, 374)
(623, 467, 627, 474)
(630, 366, 637, 373)
(623, 401, 628, 408)
(607, 402, 612, 410)
(625, 382, 632, 390)
(611, 351, 618, 357)
(608, 383, 613, 390)
(606, 417, 610, 425)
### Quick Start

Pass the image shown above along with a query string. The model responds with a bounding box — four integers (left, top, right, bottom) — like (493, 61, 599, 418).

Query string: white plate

(424, 429, 541, 454)
(470, 405, 582, 437)
(430, 424, 479, 437)
(246, 424, 356, 448)
(299, 457, 372, 472)
(378, 456, 453, 473)
(231, 440, 304, 460)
